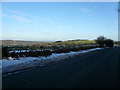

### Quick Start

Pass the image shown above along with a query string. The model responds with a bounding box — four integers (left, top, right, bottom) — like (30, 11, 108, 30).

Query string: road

(2, 47, 120, 88)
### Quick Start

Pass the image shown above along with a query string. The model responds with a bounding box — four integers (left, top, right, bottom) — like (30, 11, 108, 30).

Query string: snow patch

(1, 48, 103, 74)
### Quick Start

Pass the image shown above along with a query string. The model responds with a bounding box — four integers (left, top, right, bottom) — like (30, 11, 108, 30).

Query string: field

(2, 39, 98, 59)
(2, 39, 120, 59)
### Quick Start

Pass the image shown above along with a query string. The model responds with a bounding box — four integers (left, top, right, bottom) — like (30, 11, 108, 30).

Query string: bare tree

(96, 36, 107, 47)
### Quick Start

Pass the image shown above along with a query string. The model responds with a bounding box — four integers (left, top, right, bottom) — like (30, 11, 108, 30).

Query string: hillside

(0, 40, 48, 46)
(0, 39, 96, 46)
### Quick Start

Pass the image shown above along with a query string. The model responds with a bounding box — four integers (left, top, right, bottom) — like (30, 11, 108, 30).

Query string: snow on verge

(1, 48, 103, 74)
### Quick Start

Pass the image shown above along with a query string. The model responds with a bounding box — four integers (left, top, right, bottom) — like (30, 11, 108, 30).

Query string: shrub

(105, 39, 114, 47)
(2, 47, 9, 58)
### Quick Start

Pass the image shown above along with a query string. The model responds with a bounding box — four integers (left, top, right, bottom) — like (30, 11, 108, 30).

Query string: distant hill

(67, 39, 89, 41)
(53, 39, 96, 46)
(1, 39, 106, 47)
(0, 40, 49, 46)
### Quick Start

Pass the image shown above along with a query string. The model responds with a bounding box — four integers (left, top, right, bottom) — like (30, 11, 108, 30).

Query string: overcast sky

(1, 2, 118, 41)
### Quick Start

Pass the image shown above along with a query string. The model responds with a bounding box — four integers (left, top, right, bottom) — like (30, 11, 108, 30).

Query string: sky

(1, 2, 118, 41)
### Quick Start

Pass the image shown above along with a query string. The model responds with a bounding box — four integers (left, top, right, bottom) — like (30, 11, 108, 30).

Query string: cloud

(3, 9, 32, 23)
(0, 14, 6, 17)
(7, 9, 23, 15)
(79, 8, 92, 13)
(12, 39, 25, 40)
(31, 15, 54, 22)
(11, 15, 31, 23)
(4, 14, 31, 23)
(4, 9, 54, 23)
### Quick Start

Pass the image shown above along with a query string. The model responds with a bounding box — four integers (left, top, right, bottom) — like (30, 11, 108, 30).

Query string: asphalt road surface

(2, 47, 120, 88)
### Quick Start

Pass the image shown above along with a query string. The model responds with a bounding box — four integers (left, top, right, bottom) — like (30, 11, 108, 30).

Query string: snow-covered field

(9, 49, 53, 53)
(1, 48, 103, 74)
